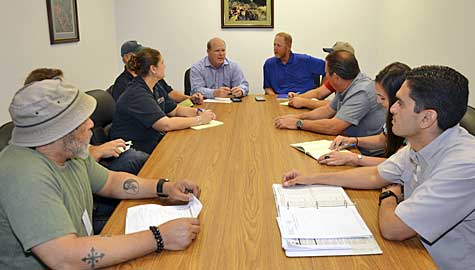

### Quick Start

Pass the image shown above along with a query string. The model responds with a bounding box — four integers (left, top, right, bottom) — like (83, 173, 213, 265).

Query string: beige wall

(1, 0, 474, 124)
(0, 0, 118, 124)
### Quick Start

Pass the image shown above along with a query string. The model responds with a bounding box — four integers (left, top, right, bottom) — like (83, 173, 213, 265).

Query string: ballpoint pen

(338, 142, 357, 150)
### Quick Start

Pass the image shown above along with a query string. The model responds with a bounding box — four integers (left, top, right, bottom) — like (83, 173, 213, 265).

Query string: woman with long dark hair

(318, 62, 410, 166)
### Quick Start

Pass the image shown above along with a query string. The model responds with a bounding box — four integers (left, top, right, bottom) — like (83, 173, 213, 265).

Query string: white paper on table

(272, 184, 353, 211)
(125, 195, 202, 234)
(280, 98, 319, 106)
(277, 207, 372, 239)
(203, 98, 232, 104)
(191, 120, 224, 130)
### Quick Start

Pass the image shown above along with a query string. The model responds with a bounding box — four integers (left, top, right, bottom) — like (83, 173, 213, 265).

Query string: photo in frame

(46, 0, 80, 44)
(221, 0, 274, 28)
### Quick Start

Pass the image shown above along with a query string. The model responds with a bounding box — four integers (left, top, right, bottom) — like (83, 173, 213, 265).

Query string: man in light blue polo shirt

(281, 65, 475, 270)
(190, 37, 249, 99)
(263, 32, 326, 95)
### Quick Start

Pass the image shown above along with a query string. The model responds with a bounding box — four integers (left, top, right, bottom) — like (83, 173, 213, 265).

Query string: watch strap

(379, 190, 399, 205)
(296, 119, 303, 130)
(156, 178, 169, 197)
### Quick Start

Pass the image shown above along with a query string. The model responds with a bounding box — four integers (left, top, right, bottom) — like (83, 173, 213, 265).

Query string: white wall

(0, 0, 118, 124)
(1, 0, 474, 125)
(377, 0, 475, 106)
(115, 0, 475, 106)
(114, 0, 379, 93)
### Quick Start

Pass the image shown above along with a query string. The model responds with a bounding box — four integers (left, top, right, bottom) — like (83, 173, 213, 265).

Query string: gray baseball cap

(9, 79, 96, 147)
(323, 41, 355, 54)
(121, 40, 143, 56)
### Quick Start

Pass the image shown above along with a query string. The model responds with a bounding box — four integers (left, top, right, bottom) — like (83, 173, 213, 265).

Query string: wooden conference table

(102, 96, 435, 270)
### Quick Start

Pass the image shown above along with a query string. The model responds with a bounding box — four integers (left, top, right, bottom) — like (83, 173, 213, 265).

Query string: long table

(102, 96, 435, 269)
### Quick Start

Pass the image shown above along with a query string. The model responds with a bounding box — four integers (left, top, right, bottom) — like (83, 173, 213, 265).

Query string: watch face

(297, 120, 303, 129)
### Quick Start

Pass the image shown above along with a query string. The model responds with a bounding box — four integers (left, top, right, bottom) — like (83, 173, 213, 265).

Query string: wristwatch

(378, 190, 399, 205)
(156, 178, 170, 197)
(296, 119, 304, 130)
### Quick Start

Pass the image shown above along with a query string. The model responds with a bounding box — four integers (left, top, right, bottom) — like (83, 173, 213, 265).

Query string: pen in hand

(338, 142, 357, 150)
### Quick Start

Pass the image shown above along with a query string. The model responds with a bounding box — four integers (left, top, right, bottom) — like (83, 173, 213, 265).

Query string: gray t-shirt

(0, 145, 109, 269)
(378, 125, 475, 270)
(330, 73, 386, 156)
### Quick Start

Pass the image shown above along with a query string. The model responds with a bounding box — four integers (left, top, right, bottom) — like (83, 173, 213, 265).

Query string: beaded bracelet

(149, 226, 164, 253)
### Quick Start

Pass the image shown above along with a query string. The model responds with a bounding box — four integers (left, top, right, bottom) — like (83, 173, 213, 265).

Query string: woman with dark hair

(318, 62, 410, 166)
(110, 47, 216, 154)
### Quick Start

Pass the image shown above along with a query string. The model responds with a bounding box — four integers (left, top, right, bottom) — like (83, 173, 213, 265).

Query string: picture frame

(221, 0, 274, 28)
(46, 0, 80, 44)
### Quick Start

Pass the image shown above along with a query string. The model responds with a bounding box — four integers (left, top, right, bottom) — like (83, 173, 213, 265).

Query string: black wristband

(378, 190, 399, 206)
(149, 226, 164, 253)
(156, 178, 169, 197)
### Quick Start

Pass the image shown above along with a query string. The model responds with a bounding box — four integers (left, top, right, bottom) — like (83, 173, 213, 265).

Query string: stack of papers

(290, 140, 350, 160)
(125, 195, 202, 234)
(273, 184, 382, 257)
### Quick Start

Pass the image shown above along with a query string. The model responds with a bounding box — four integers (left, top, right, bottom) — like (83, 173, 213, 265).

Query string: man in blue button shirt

(190, 37, 249, 99)
(263, 32, 326, 96)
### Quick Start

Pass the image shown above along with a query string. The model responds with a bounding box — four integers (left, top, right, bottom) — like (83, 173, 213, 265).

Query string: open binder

(272, 184, 382, 257)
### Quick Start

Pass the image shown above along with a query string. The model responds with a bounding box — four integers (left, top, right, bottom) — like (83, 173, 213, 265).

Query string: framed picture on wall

(46, 0, 80, 44)
(221, 0, 274, 28)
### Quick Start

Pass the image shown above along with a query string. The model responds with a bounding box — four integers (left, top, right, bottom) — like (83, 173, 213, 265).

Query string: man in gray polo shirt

(282, 65, 475, 270)
(274, 50, 386, 156)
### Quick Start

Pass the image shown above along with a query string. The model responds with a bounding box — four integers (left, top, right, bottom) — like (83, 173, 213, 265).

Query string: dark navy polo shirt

(110, 77, 177, 154)
(263, 52, 325, 94)
(111, 66, 134, 101)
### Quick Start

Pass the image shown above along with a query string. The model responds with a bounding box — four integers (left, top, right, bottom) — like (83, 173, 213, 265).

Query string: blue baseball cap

(120, 40, 143, 56)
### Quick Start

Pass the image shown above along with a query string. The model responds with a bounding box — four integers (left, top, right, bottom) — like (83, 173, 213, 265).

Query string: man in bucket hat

(0, 78, 201, 269)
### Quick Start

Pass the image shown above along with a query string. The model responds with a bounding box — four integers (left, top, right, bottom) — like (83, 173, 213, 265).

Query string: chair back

(106, 85, 114, 95)
(184, 68, 191, 96)
(460, 105, 475, 136)
(314, 75, 322, 88)
(86, 90, 116, 145)
(0, 121, 13, 152)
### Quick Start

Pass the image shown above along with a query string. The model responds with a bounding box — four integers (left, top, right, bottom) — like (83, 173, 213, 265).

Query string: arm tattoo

(81, 247, 105, 269)
(123, 179, 139, 194)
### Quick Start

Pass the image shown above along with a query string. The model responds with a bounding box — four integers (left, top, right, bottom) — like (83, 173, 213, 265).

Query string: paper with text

(125, 195, 202, 234)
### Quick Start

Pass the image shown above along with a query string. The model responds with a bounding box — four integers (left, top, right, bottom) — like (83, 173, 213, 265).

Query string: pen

(196, 108, 204, 115)
(338, 142, 356, 150)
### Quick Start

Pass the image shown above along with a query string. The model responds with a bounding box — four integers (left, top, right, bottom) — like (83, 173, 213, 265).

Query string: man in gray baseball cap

(0, 78, 201, 269)
(322, 41, 355, 54)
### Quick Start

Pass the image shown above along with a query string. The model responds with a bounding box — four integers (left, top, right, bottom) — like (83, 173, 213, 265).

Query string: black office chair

(184, 68, 191, 96)
(85, 89, 116, 145)
(460, 105, 475, 136)
(0, 121, 13, 152)
(314, 75, 322, 88)
(105, 85, 114, 95)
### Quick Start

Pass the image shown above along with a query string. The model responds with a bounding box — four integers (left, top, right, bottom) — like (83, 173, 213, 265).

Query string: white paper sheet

(125, 195, 202, 234)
